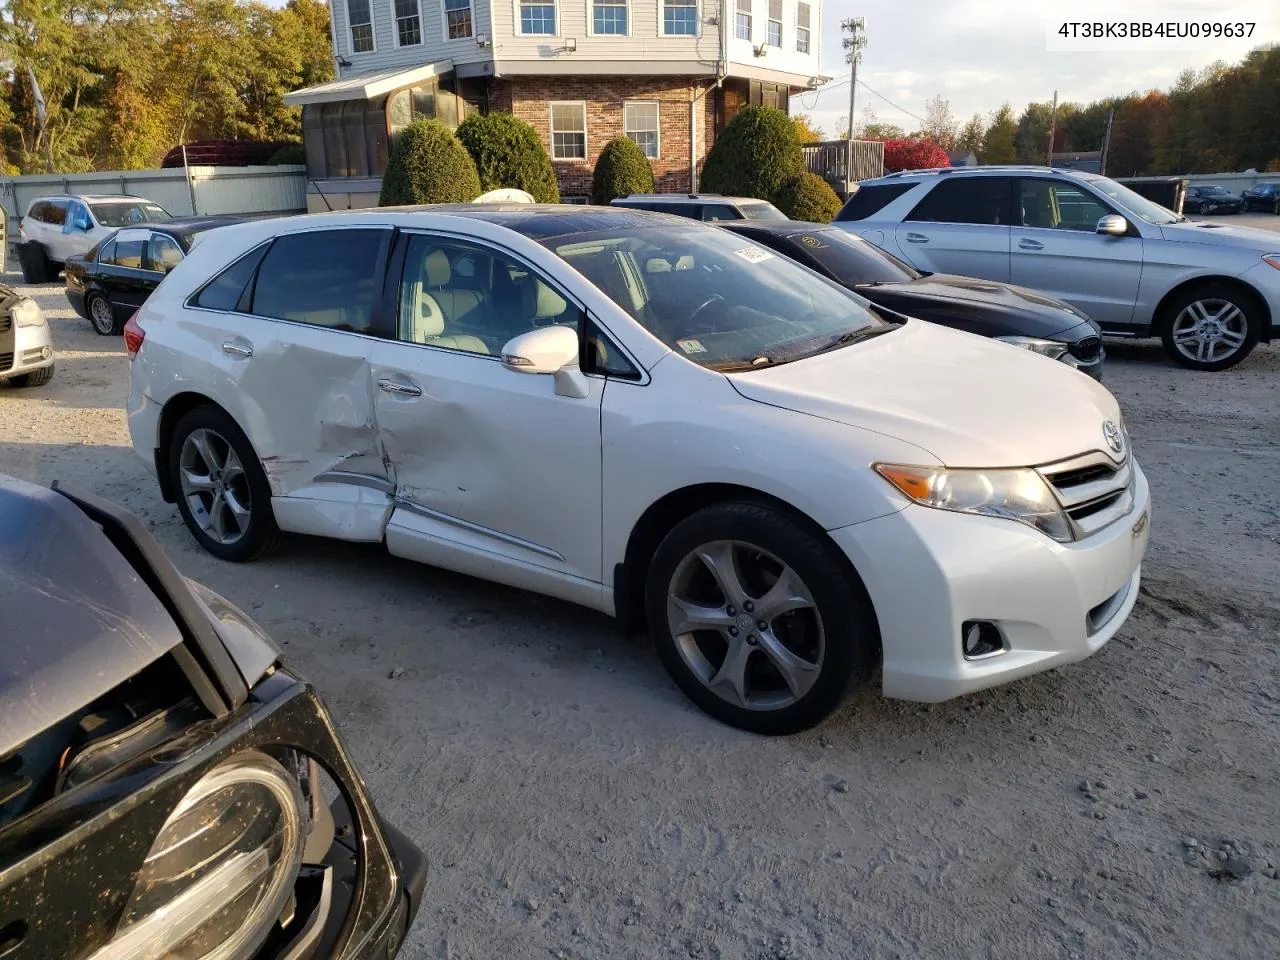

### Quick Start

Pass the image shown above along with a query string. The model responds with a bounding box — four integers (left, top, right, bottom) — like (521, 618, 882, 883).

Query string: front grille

(0, 313, 11, 333)
(1039, 450, 1134, 539)
(1071, 336, 1102, 363)
(0, 352, 12, 373)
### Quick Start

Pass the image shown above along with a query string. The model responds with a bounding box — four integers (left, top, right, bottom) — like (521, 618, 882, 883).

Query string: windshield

(538, 224, 891, 370)
(1203, 186, 1233, 196)
(90, 200, 170, 228)
(787, 228, 920, 284)
(740, 202, 788, 221)
(1083, 176, 1180, 224)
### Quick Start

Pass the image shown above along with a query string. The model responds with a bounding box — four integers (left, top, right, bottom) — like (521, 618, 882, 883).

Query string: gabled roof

(284, 61, 453, 106)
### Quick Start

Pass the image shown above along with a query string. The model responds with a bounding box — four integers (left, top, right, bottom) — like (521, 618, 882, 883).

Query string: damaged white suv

(126, 206, 1151, 734)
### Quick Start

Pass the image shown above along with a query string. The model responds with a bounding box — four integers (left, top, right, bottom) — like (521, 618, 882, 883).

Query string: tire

(19, 243, 49, 284)
(1160, 283, 1262, 371)
(6, 364, 54, 388)
(168, 405, 281, 562)
(644, 501, 879, 735)
(87, 292, 121, 336)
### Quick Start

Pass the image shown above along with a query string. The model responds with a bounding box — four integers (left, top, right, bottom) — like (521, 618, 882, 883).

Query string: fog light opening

(961, 620, 1006, 660)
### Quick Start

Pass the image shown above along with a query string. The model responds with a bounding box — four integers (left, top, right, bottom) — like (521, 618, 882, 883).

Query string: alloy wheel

(665, 539, 825, 711)
(90, 296, 115, 335)
(179, 427, 252, 546)
(1170, 298, 1249, 365)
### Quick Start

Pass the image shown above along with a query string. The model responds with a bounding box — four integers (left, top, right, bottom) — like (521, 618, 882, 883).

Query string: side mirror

(1096, 214, 1128, 237)
(501, 324, 589, 399)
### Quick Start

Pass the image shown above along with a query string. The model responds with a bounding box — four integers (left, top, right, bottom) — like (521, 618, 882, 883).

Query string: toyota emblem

(1102, 420, 1124, 455)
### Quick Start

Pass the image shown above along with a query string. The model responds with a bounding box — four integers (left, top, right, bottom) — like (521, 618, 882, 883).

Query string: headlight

(995, 335, 1069, 360)
(11, 298, 46, 327)
(88, 752, 306, 960)
(875, 463, 1073, 542)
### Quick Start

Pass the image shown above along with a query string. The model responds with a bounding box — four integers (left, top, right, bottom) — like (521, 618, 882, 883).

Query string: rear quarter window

(191, 244, 272, 312)
(835, 182, 917, 221)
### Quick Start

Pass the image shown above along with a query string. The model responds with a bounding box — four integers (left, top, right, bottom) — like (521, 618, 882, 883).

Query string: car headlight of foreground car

(11, 298, 46, 327)
(875, 464, 1073, 542)
(994, 335, 1069, 360)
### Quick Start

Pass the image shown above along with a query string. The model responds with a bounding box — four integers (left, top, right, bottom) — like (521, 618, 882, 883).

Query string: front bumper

(1, 317, 54, 379)
(832, 460, 1150, 702)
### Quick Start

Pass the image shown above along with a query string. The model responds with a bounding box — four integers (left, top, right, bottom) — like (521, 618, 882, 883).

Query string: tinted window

(65, 201, 89, 227)
(701, 205, 744, 222)
(114, 233, 145, 269)
(906, 177, 1013, 225)
(192, 244, 271, 311)
(96, 239, 117, 264)
(1019, 179, 1113, 231)
(835, 182, 916, 221)
(89, 200, 170, 228)
(148, 233, 184, 271)
(43, 200, 68, 226)
(786, 229, 919, 284)
(27, 201, 48, 223)
(251, 229, 386, 332)
(584, 318, 640, 379)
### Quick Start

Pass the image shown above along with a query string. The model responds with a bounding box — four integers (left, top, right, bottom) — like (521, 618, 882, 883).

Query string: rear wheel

(1160, 283, 1261, 371)
(6, 364, 54, 388)
(87, 293, 122, 336)
(645, 501, 879, 735)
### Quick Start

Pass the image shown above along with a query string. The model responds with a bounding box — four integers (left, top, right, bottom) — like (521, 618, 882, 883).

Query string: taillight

(123, 313, 145, 359)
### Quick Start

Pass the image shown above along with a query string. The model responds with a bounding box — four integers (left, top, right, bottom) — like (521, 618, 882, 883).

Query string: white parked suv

(126, 206, 1150, 733)
(18, 194, 171, 283)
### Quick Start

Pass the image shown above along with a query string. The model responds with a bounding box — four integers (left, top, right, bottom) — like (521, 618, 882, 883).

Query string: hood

(857, 274, 1092, 338)
(726, 320, 1120, 468)
(1157, 220, 1280, 251)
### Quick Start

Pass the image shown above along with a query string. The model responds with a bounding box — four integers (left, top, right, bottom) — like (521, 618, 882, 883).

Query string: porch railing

(802, 139, 886, 195)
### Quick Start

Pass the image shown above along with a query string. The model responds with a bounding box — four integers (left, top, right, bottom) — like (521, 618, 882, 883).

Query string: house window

(796, 1, 810, 53)
(624, 101, 659, 159)
(766, 0, 781, 46)
(348, 0, 374, 52)
(550, 102, 586, 160)
(394, 0, 422, 45)
(593, 0, 627, 34)
(662, 0, 697, 36)
(735, 0, 750, 40)
(444, 0, 473, 38)
(520, 0, 557, 33)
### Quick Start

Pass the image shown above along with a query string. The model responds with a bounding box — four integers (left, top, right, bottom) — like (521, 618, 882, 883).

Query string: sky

(794, 0, 1277, 138)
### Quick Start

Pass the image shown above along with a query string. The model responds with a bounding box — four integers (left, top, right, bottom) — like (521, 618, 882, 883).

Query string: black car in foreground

(1241, 181, 1280, 213)
(65, 217, 242, 335)
(1183, 185, 1243, 215)
(0, 475, 426, 959)
(719, 221, 1104, 379)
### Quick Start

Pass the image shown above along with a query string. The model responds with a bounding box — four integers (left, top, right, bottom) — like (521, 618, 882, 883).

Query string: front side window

(348, 0, 374, 52)
(662, 0, 697, 35)
(444, 0, 473, 38)
(250, 229, 387, 333)
(766, 0, 781, 45)
(394, 0, 422, 45)
(796, 1, 810, 52)
(520, 0, 556, 34)
(1019, 179, 1113, 231)
(735, 0, 750, 39)
(624, 101, 658, 159)
(550, 102, 587, 160)
(1086, 175, 1178, 224)
(537, 223, 891, 371)
(89, 200, 169, 227)
(906, 177, 1013, 226)
(147, 233, 184, 272)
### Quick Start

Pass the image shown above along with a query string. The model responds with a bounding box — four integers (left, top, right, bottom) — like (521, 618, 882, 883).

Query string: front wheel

(1160, 284, 1261, 371)
(645, 501, 879, 735)
(6, 364, 54, 388)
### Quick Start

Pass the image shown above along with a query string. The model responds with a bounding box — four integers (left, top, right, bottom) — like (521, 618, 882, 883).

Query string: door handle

(221, 341, 253, 358)
(1018, 238, 1045, 250)
(904, 232, 930, 244)
(378, 377, 423, 397)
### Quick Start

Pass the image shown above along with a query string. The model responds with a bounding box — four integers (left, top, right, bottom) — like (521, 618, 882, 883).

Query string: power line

(801, 76, 928, 125)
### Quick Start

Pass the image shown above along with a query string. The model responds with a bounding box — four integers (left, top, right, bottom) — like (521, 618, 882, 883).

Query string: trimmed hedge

(267, 142, 305, 165)
(772, 172, 842, 223)
(456, 113, 559, 203)
(379, 119, 481, 206)
(591, 136, 655, 205)
(700, 105, 803, 200)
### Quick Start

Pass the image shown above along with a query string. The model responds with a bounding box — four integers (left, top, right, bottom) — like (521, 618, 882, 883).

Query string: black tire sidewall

(644, 501, 879, 735)
(1160, 283, 1262, 371)
(87, 293, 119, 335)
(168, 406, 279, 562)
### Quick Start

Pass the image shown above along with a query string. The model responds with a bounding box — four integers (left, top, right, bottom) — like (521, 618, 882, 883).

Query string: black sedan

(65, 216, 242, 335)
(1241, 181, 1280, 214)
(719, 221, 1104, 379)
(1183, 185, 1243, 215)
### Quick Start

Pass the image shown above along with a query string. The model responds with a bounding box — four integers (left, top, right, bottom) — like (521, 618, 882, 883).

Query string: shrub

(875, 137, 951, 173)
(701, 105, 803, 200)
(591, 136, 655, 204)
(267, 142, 305, 165)
(772, 172, 842, 223)
(456, 113, 559, 203)
(379, 119, 481, 206)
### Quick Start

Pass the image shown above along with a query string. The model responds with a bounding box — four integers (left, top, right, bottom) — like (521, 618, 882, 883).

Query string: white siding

(725, 0, 820, 79)
(331, 0, 497, 73)
(489, 0, 723, 63)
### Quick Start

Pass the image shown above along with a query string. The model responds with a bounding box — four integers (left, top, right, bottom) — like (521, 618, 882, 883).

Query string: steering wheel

(688, 294, 728, 332)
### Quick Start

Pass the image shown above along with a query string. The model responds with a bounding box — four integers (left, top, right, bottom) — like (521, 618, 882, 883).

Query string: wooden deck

(801, 139, 886, 196)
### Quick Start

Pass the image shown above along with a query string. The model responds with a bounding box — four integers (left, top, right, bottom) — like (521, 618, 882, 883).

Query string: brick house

(285, 0, 827, 209)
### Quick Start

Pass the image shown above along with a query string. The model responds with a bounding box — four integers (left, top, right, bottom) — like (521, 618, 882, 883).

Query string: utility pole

(1100, 107, 1115, 176)
(841, 17, 866, 192)
(1047, 89, 1058, 167)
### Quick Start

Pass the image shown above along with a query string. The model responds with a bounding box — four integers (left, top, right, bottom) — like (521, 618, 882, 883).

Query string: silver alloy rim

(90, 296, 114, 333)
(1170, 298, 1248, 364)
(666, 539, 825, 711)
(179, 428, 251, 545)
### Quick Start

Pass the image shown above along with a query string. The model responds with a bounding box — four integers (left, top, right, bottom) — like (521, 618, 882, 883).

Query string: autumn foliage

(873, 138, 952, 173)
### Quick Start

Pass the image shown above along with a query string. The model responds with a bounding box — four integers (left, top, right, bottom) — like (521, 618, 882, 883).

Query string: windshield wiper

(804, 325, 897, 358)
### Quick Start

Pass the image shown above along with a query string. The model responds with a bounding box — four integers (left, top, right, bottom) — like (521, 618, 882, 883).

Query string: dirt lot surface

(2, 224, 1279, 958)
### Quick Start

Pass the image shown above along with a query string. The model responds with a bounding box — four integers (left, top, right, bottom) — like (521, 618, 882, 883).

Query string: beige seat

(408, 250, 489, 354)
(424, 250, 484, 329)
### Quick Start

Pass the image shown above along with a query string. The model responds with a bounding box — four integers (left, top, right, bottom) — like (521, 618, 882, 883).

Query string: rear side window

(97, 240, 118, 264)
(42, 201, 68, 226)
(192, 244, 271, 311)
(906, 177, 1014, 226)
(835, 182, 916, 221)
(249, 229, 387, 333)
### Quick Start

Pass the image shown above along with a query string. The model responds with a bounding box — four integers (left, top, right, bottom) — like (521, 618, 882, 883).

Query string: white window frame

(515, 0, 560, 36)
(441, 0, 475, 40)
(659, 0, 700, 37)
(347, 0, 378, 54)
(391, 0, 423, 47)
(624, 100, 660, 160)
(549, 101, 587, 162)
(766, 0, 781, 47)
(735, 0, 751, 41)
(795, 1, 810, 53)
(588, 0, 630, 36)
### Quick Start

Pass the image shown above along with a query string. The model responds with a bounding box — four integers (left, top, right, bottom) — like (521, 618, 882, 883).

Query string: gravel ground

(2, 228, 1279, 959)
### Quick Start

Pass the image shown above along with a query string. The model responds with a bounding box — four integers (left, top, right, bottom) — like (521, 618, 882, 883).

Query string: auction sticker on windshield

(677, 338, 707, 354)
(734, 246, 773, 263)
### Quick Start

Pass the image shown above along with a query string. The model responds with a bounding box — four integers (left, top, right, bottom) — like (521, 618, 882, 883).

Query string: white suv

(18, 195, 171, 283)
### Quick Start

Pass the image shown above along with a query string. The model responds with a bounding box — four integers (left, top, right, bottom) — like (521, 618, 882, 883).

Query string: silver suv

(834, 166, 1280, 371)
